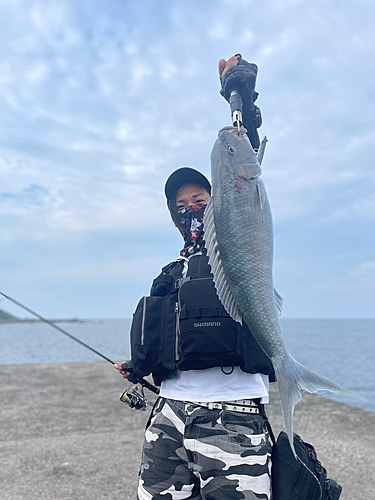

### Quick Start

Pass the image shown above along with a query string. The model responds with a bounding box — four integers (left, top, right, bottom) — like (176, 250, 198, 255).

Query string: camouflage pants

(137, 398, 272, 499)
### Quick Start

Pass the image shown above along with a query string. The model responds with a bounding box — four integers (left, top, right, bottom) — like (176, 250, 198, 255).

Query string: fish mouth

(218, 125, 248, 136)
(219, 127, 249, 146)
(235, 164, 261, 182)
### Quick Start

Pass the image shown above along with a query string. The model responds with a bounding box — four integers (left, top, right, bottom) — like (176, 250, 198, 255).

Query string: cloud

(348, 261, 375, 280)
(208, 20, 230, 40)
(328, 194, 375, 223)
(1, 255, 167, 285)
(313, 259, 375, 316)
(0, 0, 374, 317)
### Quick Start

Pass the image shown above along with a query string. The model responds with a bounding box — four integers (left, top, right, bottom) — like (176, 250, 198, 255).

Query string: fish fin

(274, 288, 284, 315)
(204, 200, 243, 324)
(272, 354, 359, 457)
(255, 181, 265, 209)
(257, 136, 268, 165)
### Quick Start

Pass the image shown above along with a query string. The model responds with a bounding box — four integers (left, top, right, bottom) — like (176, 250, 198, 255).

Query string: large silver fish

(204, 126, 352, 454)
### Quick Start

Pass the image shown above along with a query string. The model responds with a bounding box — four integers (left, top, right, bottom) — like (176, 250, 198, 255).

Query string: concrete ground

(0, 362, 374, 499)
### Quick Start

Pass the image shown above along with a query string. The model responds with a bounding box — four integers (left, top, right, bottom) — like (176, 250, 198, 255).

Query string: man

(115, 56, 275, 499)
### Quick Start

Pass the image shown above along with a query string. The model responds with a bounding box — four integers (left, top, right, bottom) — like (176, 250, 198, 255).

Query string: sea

(0, 318, 373, 412)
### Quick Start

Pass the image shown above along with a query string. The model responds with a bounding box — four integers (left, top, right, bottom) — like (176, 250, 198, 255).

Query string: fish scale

(204, 125, 355, 455)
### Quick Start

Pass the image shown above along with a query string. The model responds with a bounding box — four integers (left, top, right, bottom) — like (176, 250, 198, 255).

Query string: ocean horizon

(0, 317, 373, 412)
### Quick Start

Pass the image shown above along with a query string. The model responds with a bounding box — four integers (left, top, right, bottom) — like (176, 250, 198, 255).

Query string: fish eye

(228, 146, 236, 155)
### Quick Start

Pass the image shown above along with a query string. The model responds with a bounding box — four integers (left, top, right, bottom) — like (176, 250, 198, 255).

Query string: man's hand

(219, 55, 240, 79)
(114, 363, 132, 379)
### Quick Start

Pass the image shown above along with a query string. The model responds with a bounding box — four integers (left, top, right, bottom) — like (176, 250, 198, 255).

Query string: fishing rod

(0, 291, 160, 407)
(0, 291, 116, 364)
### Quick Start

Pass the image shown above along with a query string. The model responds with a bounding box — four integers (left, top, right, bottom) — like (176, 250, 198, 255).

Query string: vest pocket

(176, 278, 241, 370)
(130, 296, 165, 377)
(177, 317, 240, 370)
(130, 293, 178, 381)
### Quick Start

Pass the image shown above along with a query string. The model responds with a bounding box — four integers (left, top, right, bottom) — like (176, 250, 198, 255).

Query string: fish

(204, 126, 354, 454)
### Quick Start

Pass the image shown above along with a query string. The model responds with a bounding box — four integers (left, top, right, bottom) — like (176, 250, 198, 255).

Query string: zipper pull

(175, 302, 180, 361)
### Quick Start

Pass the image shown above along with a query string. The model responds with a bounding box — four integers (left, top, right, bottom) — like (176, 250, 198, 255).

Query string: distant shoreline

(0, 318, 88, 324)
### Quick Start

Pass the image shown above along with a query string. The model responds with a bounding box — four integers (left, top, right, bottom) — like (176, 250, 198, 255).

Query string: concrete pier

(1, 362, 374, 499)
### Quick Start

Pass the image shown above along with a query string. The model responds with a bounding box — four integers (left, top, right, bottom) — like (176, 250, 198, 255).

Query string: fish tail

(272, 354, 357, 457)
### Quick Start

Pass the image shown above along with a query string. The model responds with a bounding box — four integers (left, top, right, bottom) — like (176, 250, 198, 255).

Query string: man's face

(175, 183, 211, 213)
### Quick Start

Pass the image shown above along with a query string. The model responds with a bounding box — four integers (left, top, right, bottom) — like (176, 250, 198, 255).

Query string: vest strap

(175, 276, 192, 289)
(152, 274, 174, 286)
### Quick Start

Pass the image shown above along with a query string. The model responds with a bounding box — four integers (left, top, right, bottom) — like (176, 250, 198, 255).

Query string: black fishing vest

(130, 253, 275, 386)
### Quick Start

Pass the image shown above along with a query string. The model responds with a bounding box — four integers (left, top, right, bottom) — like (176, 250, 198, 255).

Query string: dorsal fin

(204, 200, 243, 324)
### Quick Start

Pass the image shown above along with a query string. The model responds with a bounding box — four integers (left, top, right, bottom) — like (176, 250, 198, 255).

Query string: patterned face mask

(177, 205, 207, 257)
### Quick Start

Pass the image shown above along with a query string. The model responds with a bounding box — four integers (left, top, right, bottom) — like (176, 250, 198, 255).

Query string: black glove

(220, 54, 262, 149)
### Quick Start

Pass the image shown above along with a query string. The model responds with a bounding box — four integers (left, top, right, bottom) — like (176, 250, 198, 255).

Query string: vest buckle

(175, 276, 192, 289)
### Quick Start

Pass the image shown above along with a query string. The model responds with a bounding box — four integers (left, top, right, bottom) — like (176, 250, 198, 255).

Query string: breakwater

(1, 362, 374, 499)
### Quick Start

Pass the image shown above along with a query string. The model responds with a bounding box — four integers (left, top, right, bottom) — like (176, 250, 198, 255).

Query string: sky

(0, 0, 374, 320)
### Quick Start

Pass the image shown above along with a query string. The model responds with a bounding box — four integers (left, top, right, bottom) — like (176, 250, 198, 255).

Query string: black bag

(130, 262, 183, 384)
(130, 292, 177, 383)
(271, 431, 342, 500)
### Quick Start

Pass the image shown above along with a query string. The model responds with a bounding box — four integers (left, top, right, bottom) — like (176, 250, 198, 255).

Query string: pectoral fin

(256, 181, 265, 209)
(274, 288, 284, 315)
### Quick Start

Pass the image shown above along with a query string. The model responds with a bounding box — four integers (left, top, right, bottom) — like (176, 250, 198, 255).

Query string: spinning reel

(119, 385, 151, 411)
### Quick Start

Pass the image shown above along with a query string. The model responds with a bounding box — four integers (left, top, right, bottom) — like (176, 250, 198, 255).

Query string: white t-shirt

(159, 253, 270, 404)
(160, 367, 269, 403)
